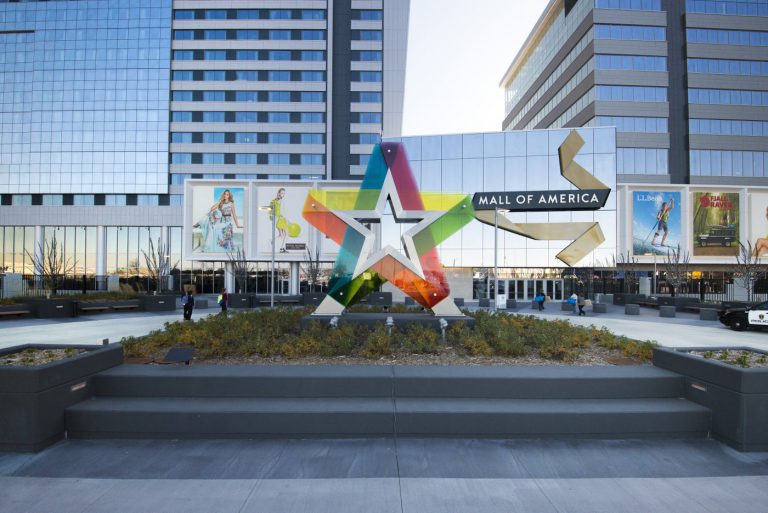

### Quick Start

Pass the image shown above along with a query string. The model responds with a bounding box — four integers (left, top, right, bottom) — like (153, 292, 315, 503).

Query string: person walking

(182, 291, 195, 320)
(535, 291, 545, 311)
(218, 287, 229, 314)
(577, 295, 586, 316)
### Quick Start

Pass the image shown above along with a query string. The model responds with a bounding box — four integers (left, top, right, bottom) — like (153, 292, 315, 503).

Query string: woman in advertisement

(270, 188, 289, 253)
(755, 207, 768, 257)
(195, 189, 242, 252)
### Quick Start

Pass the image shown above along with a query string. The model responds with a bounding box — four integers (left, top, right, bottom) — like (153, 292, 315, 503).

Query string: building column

(33, 226, 43, 276)
(224, 261, 235, 293)
(290, 262, 300, 295)
(95, 225, 106, 290)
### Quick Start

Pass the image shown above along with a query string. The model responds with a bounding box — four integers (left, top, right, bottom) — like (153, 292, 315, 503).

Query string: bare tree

(616, 251, 639, 294)
(25, 232, 77, 296)
(227, 248, 252, 293)
(734, 241, 763, 303)
(302, 246, 323, 292)
(664, 244, 690, 297)
(141, 237, 173, 293)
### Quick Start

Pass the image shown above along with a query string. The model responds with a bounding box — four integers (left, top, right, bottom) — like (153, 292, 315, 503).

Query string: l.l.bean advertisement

(632, 191, 681, 256)
(692, 192, 739, 257)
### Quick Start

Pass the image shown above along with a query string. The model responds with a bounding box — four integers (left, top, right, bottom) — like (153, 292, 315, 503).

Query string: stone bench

(506, 299, 517, 310)
(194, 299, 209, 309)
(593, 303, 608, 314)
(561, 301, 575, 312)
(700, 308, 719, 321)
(478, 298, 490, 308)
(659, 305, 676, 318)
(625, 304, 640, 315)
(0, 310, 31, 317)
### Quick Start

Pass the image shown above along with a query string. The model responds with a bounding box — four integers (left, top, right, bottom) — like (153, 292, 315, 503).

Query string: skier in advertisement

(651, 196, 674, 247)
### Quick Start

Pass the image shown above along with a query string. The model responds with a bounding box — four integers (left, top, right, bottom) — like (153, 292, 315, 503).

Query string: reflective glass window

(235, 112, 258, 123)
(203, 71, 226, 81)
(237, 30, 260, 40)
(173, 50, 194, 60)
(174, 10, 195, 20)
(301, 154, 324, 165)
(595, 55, 667, 71)
(43, 195, 63, 206)
(204, 30, 227, 40)
(301, 71, 324, 82)
(595, 24, 666, 40)
(302, 30, 325, 40)
(202, 153, 225, 164)
(171, 153, 192, 164)
(269, 30, 291, 40)
(268, 133, 291, 144)
(174, 30, 194, 40)
(202, 133, 225, 143)
(301, 51, 325, 61)
(686, 0, 768, 17)
(172, 91, 194, 101)
(236, 133, 257, 143)
(202, 112, 225, 122)
(302, 10, 326, 20)
(359, 51, 382, 61)
(268, 91, 291, 102)
(595, 0, 662, 9)
(359, 92, 383, 103)
(236, 71, 259, 81)
(203, 91, 226, 101)
(358, 71, 382, 82)
(171, 133, 193, 143)
(173, 71, 194, 81)
(269, 50, 291, 61)
(357, 10, 383, 20)
(269, 71, 291, 81)
(269, 10, 292, 19)
(237, 50, 259, 60)
(235, 154, 258, 165)
(688, 58, 768, 76)
(301, 92, 324, 102)
(172, 112, 193, 122)
(301, 133, 324, 144)
(301, 113, 324, 123)
(205, 50, 226, 60)
(268, 154, 290, 165)
(357, 133, 381, 144)
(205, 10, 227, 20)
(358, 112, 382, 124)
(268, 112, 290, 123)
(73, 195, 94, 206)
(687, 28, 768, 46)
(236, 10, 260, 20)
(236, 92, 258, 102)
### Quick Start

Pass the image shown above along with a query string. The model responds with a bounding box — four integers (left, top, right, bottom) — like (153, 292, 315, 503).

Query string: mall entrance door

(507, 279, 564, 302)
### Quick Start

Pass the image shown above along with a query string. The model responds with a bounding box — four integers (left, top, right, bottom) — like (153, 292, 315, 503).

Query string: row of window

(595, 54, 667, 72)
(173, 29, 329, 41)
(173, 49, 327, 61)
(2, 194, 177, 207)
(595, 85, 667, 102)
(170, 112, 382, 124)
(594, 24, 666, 41)
(690, 118, 768, 136)
(171, 153, 325, 165)
(686, 0, 768, 17)
(173, 9, 327, 20)
(172, 91, 329, 103)
(616, 147, 669, 175)
(171, 111, 327, 123)
(690, 149, 768, 177)
(169, 173, 323, 185)
(688, 88, 768, 106)
(595, 0, 661, 10)
(593, 116, 668, 133)
(687, 28, 768, 47)
(688, 58, 768, 76)
(171, 132, 328, 144)
(172, 70, 332, 82)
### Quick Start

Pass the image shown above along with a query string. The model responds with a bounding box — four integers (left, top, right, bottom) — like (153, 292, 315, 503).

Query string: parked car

(719, 300, 768, 331)
(697, 226, 736, 247)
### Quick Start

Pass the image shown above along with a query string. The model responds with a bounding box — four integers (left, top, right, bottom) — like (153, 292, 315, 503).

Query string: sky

(401, 0, 550, 137)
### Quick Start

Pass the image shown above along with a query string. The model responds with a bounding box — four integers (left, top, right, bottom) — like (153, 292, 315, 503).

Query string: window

(205, 10, 227, 20)
(358, 92, 383, 103)
(616, 148, 668, 174)
(301, 113, 324, 123)
(690, 119, 768, 136)
(203, 91, 226, 101)
(302, 30, 325, 40)
(202, 112, 225, 122)
(202, 153, 225, 164)
(235, 91, 258, 102)
(357, 112, 382, 124)
(236, 71, 259, 81)
(172, 91, 193, 101)
(595, 55, 667, 71)
(170, 195, 184, 206)
(301, 133, 324, 144)
(300, 154, 324, 165)
(269, 50, 291, 61)
(268, 133, 291, 144)
(356, 10, 383, 20)
(204, 50, 226, 60)
(237, 50, 258, 60)
(43, 195, 63, 206)
(595, 85, 667, 102)
(301, 92, 324, 102)
(593, 116, 668, 133)
(688, 58, 768, 76)
(269, 30, 291, 40)
(358, 31, 383, 41)
(686, 0, 768, 16)
(202, 133, 225, 143)
(203, 71, 226, 81)
(237, 30, 260, 40)
(269, 9, 292, 19)
(595, 0, 661, 10)
(105, 195, 127, 205)
(269, 71, 291, 81)
(137, 195, 159, 206)
(687, 28, 768, 47)
(691, 150, 768, 177)
(302, 10, 326, 20)
(357, 133, 381, 144)
(173, 50, 194, 60)
(235, 154, 258, 165)
(268, 154, 290, 165)
(172, 112, 193, 122)
(268, 91, 291, 102)
(235, 112, 258, 123)
(595, 24, 666, 41)
(689, 88, 768, 106)
(358, 71, 382, 82)
(236, 133, 257, 143)
(171, 132, 193, 143)
(73, 195, 94, 206)
(301, 71, 324, 82)
(204, 30, 227, 40)
(174, 10, 195, 20)
(301, 51, 325, 61)
(171, 153, 192, 164)
(236, 10, 260, 20)
(172, 71, 194, 81)
(359, 51, 382, 61)
(173, 30, 194, 40)
(268, 112, 290, 123)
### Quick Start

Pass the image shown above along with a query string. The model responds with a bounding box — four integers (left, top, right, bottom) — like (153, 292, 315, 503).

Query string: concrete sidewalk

(1, 438, 767, 513)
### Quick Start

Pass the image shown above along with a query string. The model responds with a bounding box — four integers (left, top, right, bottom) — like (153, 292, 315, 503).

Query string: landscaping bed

(1, 347, 85, 367)
(121, 308, 656, 366)
(688, 349, 768, 369)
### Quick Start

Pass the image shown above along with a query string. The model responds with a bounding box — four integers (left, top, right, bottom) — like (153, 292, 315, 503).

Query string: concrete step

(65, 396, 708, 439)
(91, 364, 685, 400)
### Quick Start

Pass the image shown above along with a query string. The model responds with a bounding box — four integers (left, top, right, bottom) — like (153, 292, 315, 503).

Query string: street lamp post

(493, 208, 509, 311)
(259, 205, 276, 308)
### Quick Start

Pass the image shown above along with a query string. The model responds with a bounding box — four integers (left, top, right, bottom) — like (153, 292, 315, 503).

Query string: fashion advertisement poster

(255, 185, 310, 260)
(750, 192, 768, 258)
(190, 185, 246, 255)
(632, 191, 681, 256)
(692, 192, 739, 256)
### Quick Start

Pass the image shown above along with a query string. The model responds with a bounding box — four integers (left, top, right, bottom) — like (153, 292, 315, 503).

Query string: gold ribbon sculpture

(474, 130, 608, 266)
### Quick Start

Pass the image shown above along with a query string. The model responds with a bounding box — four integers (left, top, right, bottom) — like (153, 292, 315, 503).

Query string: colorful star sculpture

(303, 142, 475, 316)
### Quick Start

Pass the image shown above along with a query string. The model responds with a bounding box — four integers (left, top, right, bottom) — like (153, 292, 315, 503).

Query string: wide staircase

(66, 365, 710, 439)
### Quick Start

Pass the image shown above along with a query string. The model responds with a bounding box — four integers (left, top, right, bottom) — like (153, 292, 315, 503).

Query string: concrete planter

(0, 344, 123, 452)
(138, 295, 177, 312)
(593, 303, 608, 313)
(228, 293, 252, 309)
(506, 299, 518, 309)
(77, 299, 140, 315)
(561, 301, 575, 312)
(0, 304, 33, 319)
(478, 298, 490, 308)
(302, 292, 326, 306)
(453, 298, 465, 307)
(30, 298, 77, 318)
(368, 292, 392, 307)
(653, 347, 768, 451)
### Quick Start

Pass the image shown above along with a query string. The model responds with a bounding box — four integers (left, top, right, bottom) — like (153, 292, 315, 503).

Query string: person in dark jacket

(218, 288, 228, 314)
(182, 291, 195, 320)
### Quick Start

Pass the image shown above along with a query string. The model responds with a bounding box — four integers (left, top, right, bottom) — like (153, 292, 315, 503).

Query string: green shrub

(360, 324, 392, 359)
(461, 336, 493, 357)
(400, 323, 440, 354)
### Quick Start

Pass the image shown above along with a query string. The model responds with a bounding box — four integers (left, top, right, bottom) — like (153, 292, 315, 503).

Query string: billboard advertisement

(632, 191, 681, 256)
(188, 183, 248, 257)
(750, 192, 768, 258)
(692, 192, 739, 256)
(254, 185, 311, 260)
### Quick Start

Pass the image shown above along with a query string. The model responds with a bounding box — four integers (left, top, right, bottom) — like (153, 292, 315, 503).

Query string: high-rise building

(0, 0, 409, 293)
(501, 0, 768, 185)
